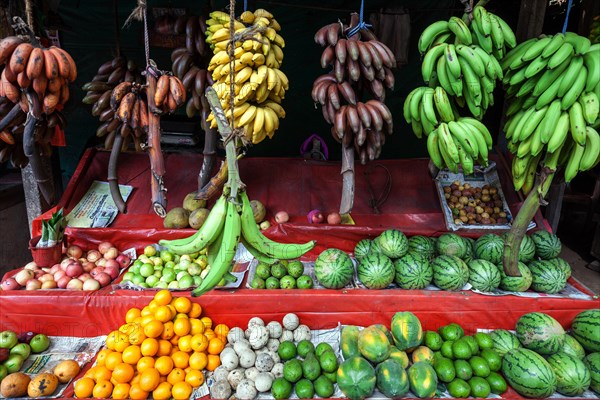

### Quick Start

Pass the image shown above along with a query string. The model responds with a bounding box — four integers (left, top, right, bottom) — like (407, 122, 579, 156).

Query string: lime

(193, 276, 202, 286)
(153, 269, 162, 278)
(315, 342, 334, 357)
(439, 323, 464, 341)
(160, 250, 174, 263)
(425, 330, 444, 351)
(302, 353, 321, 380)
(287, 260, 304, 278)
(296, 275, 314, 289)
(297, 340, 315, 358)
(452, 338, 472, 360)
(469, 356, 491, 378)
(474, 332, 494, 350)
(122, 272, 135, 282)
(167, 280, 179, 289)
(433, 356, 456, 383)
(279, 260, 289, 268)
(132, 274, 145, 285)
(462, 335, 480, 355)
(137, 282, 149, 288)
(280, 275, 297, 289)
(187, 263, 202, 276)
(469, 376, 491, 398)
(161, 269, 176, 283)
(140, 263, 155, 278)
(144, 245, 157, 257)
(154, 281, 168, 289)
(441, 340, 454, 359)
(322, 370, 337, 383)
(265, 277, 280, 289)
(447, 378, 471, 398)
(295, 378, 314, 399)
(145, 275, 159, 287)
(251, 277, 266, 289)
(318, 350, 339, 373)
(480, 348, 502, 372)
(178, 274, 194, 289)
(314, 375, 334, 397)
(271, 264, 287, 279)
(454, 359, 473, 381)
(486, 371, 508, 394)
(278, 341, 297, 361)
(283, 359, 303, 383)
(132, 260, 143, 270)
(271, 377, 293, 399)
(256, 263, 271, 279)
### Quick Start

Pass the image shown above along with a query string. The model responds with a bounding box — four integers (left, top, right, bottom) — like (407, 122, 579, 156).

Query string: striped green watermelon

(516, 312, 566, 355)
(502, 233, 536, 262)
(375, 359, 409, 398)
(375, 229, 408, 259)
(354, 239, 372, 260)
(436, 233, 469, 258)
(549, 257, 572, 279)
(498, 262, 532, 292)
(474, 234, 504, 264)
(391, 311, 423, 352)
(531, 230, 562, 259)
(432, 255, 469, 291)
(462, 237, 475, 263)
(393, 253, 433, 290)
(546, 352, 591, 396)
(337, 356, 376, 400)
(502, 348, 557, 398)
(490, 329, 522, 357)
(314, 248, 354, 289)
(584, 353, 600, 393)
(528, 260, 567, 294)
(561, 334, 587, 360)
(357, 253, 395, 289)
(468, 259, 501, 292)
(408, 236, 436, 259)
(571, 309, 600, 352)
(407, 361, 438, 398)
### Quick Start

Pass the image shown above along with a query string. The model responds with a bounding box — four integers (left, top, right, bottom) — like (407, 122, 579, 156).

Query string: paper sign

(66, 181, 133, 228)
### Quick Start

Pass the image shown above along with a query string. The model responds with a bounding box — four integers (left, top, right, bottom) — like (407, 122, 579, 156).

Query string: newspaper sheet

(66, 181, 133, 228)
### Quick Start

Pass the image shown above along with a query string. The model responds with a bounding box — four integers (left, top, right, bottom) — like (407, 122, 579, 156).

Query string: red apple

(23, 261, 38, 271)
(82, 279, 100, 291)
(94, 272, 112, 287)
(86, 250, 101, 263)
(57, 276, 71, 289)
(14, 269, 34, 286)
(97, 242, 114, 255)
(116, 254, 131, 269)
(90, 266, 105, 277)
(327, 212, 342, 225)
(103, 264, 120, 280)
(78, 273, 92, 282)
(41, 280, 57, 289)
(66, 279, 83, 290)
(66, 245, 83, 259)
(38, 274, 54, 283)
(60, 258, 73, 270)
(1, 278, 19, 290)
(65, 262, 83, 278)
(274, 211, 289, 224)
(104, 247, 119, 260)
(53, 270, 67, 282)
(82, 262, 96, 273)
(307, 209, 324, 224)
(34, 270, 45, 279)
(26, 279, 42, 290)
(41, 267, 51, 273)
(95, 258, 107, 267)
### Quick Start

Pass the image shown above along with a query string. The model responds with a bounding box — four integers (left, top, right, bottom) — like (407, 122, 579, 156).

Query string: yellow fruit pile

(73, 290, 229, 399)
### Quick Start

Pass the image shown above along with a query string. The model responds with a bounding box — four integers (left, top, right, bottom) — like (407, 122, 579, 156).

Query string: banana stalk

(108, 133, 127, 213)
(340, 145, 355, 214)
(146, 71, 168, 216)
(198, 107, 218, 190)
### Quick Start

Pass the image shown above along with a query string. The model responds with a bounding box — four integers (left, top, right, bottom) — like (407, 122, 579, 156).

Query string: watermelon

(498, 262, 532, 292)
(546, 352, 591, 396)
(462, 238, 475, 263)
(354, 239, 372, 260)
(468, 259, 501, 292)
(528, 260, 567, 294)
(408, 235, 436, 259)
(314, 248, 354, 289)
(358, 325, 391, 363)
(585, 353, 600, 393)
(436, 233, 469, 258)
(337, 356, 376, 400)
(531, 230, 562, 259)
(375, 229, 408, 259)
(407, 361, 438, 398)
(391, 311, 423, 352)
(502, 232, 536, 262)
(393, 253, 433, 290)
(375, 359, 409, 398)
(561, 334, 587, 360)
(571, 309, 600, 352)
(502, 348, 557, 398)
(341, 325, 360, 360)
(516, 312, 566, 355)
(357, 253, 395, 289)
(489, 329, 522, 357)
(474, 234, 505, 264)
(549, 257, 572, 279)
(432, 255, 469, 291)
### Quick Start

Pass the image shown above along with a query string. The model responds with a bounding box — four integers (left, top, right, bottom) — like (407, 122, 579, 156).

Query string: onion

(103, 247, 119, 260)
(307, 209, 324, 224)
(86, 250, 101, 263)
(82, 279, 100, 291)
(14, 269, 34, 286)
(98, 242, 114, 255)
(327, 212, 342, 225)
(1, 278, 20, 290)
(26, 279, 42, 290)
(66, 245, 83, 259)
(66, 279, 83, 290)
(274, 211, 289, 224)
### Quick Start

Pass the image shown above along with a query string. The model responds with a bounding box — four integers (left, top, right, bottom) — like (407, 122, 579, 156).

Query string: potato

(1, 372, 30, 398)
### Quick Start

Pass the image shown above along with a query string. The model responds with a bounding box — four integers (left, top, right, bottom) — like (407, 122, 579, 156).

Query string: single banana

(541, 33, 566, 58)
(580, 127, 600, 171)
(547, 112, 571, 153)
(421, 88, 438, 126)
(579, 92, 600, 124)
(518, 106, 548, 142)
(448, 16, 472, 45)
(583, 49, 600, 91)
(422, 43, 447, 84)
(437, 122, 459, 163)
(569, 101, 587, 146)
(433, 86, 454, 123)
(240, 236, 278, 265)
(558, 56, 584, 97)
(539, 99, 562, 144)
(427, 129, 444, 169)
(564, 142, 585, 182)
(418, 21, 450, 55)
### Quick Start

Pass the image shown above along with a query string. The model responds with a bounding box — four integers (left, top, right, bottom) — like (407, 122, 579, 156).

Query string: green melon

(375, 359, 409, 398)
(531, 230, 562, 259)
(408, 235, 436, 259)
(498, 262, 532, 292)
(314, 248, 354, 289)
(407, 361, 438, 398)
(432, 255, 469, 291)
(393, 252, 433, 290)
(375, 229, 409, 259)
(462, 237, 475, 263)
(388, 346, 410, 369)
(561, 334, 587, 360)
(357, 253, 395, 289)
(516, 312, 566, 355)
(571, 309, 600, 352)
(489, 329, 522, 357)
(549, 257, 572, 279)
(436, 233, 469, 258)
(354, 239, 372, 261)
(547, 352, 591, 396)
(474, 234, 505, 264)
(528, 259, 567, 294)
(584, 352, 600, 393)
(468, 259, 501, 292)
(502, 348, 557, 398)
(502, 232, 536, 262)
(358, 325, 391, 363)
(391, 311, 423, 352)
(337, 356, 376, 400)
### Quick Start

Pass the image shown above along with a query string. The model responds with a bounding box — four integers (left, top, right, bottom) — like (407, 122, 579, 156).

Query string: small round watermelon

(546, 352, 591, 396)
(502, 233, 536, 262)
(531, 230, 562, 259)
(408, 236, 436, 260)
(585, 353, 600, 393)
(468, 259, 501, 292)
(516, 312, 566, 355)
(314, 248, 354, 289)
(549, 257, 572, 279)
(571, 309, 600, 353)
(561, 334, 586, 360)
(354, 239, 372, 261)
(357, 253, 395, 289)
(489, 329, 522, 357)
(436, 233, 469, 259)
(474, 234, 504, 264)
(498, 262, 532, 292)
(462, 237, 475, 263)
(394, 252, 433, 290)
(431, 255, 469, 291)
(528, 260, 567, 294)
(375, 229, 408, 259)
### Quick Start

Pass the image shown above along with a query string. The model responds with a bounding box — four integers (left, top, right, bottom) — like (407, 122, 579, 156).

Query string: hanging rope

(364, 163, 392, 214)
(123, 0, 150, 67)
(228, 0, 237, 138)
(244, 0, 248, 12)
(347, 0, 372, 37)
(113, 0, 121, 57)
(562, 0, 573, 34)
(24, 0, 34, 32)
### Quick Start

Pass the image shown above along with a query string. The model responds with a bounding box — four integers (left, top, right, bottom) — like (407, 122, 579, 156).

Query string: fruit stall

(1, 0, 600, 399)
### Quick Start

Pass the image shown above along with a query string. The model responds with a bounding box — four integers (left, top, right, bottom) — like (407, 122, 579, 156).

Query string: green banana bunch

(403, 86, 460, 137)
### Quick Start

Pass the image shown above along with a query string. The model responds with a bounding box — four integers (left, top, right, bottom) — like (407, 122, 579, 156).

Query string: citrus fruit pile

(74, 290, 229, 399)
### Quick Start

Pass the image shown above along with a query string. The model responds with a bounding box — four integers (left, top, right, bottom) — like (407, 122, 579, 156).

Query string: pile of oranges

(73, 290, 229, 399)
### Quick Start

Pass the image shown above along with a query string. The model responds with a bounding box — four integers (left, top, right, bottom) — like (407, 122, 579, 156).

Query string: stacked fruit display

(442, 180, 509, 225)
(204, 9, 288, 144)
(0, 330, 50, 382)
(249, 260, 315, 290)
(73, 290, 227, 399)
(1, 359, 79, 398)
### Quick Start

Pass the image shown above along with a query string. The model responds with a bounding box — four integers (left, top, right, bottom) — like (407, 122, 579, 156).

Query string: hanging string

(562, 0, 573, 34)
(347, 0, 372, 37)
(123, 0, 150, 67)
(244, 0, 248, 12)
(228, 0, 236, 133)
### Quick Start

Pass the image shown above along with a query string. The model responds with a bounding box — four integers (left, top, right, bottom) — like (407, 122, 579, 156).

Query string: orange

(126, 308, 142, 323)
(74, 377, 95, 398)
(155, 355, 174, 376)
(140, 315, 155, 327)
(171, 351, 190, 369)
(190, 318, 205, 335)
(166, 305, 177, 319)
(128, 384, 149, 400)
(172, 381, 193, 400)
(131, 373, 141, 386)
(206, 354, 221, 371)
(105, 351, 123, 371)
(95, 349, 113, 367)
(92, 380, 114, 399)
(139, 367, 161, 392)
(112, 382, 131, 399)
(167, 367, 185, 385)
(119, 323, 136, 335)
(84, 366, 98, 379)
(214, 324, 229, 339)
(173, 318, 191, 337)
(106, 330, 128, 351)
(200, 316, 212, 329)
(122, 345, 142, 365)
(188, 303, 202, 318)
(148, 300, 160, 313)
(190, 334, 208, 352)
(112, 363, 135, 383)
(136, 356, 155, 373)
(185, 369, 204, 387)
(161, 321, 175, 340)
(140, 306, 153, 317)
(157, 340, 172, 357)
(188, 351, 208, 371)
(154, 305, 173, 323)
(144, 320, 164, 338)
(152, 382, 173, 400)
(154, 289, 172, 306)
(172, 297, 192, 314)
(208, 337, 225, 355)
(94, 365, 113, 382)
(170, 335, 181, 346)
(204, 329, 216, 341)
(133, 316, 143, 325)
(177, 335, 193, 353)
(141, 338, 159, 357)
(128, 325, 146, 346)
(174, 313, 189, 320)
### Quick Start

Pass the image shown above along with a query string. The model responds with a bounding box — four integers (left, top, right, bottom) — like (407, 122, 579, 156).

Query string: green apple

(122, 272, 135, 282)
(139, 263, 155, 278)
(0, 364, 7, 381)
(145, 275, 159, 287)
(0, 331, 17, 349)
(167, 281, 180, 289)
(178, 275, 194, 290)
(4, 354, 24, 373)
(131, 274, 145, 285)
(187, 263, 202, 276)
(9, 343, 30, 359)
(29, 334, 50, 353)
(154, 281, 168, 289)
(176, 271, 190, 281)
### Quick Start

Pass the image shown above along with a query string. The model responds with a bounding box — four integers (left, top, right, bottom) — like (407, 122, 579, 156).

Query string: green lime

(315, 342, 334, 357)
(283, 359, 303, 383)
(296, 275, 314, 289)
(280, 275, 297, 289)
(318, 350, 339, 373)
(297, 340, 315, 358)
(439, 323, 464, 341)
(140, 263, 155, 277)
(480, 348, 502, 372)
(486, 371, 508, 394)
(122, 272, 135, 282)
(271, 377, 293, 399)
(294, 378, 314, 399)
(425, 330, 443, 351)
(441, 340, 455, 359)
(279, 260, 289, 267)
(251, 276, 266, 289)
(474, 332, 494, 350)
(322, 370, 337, 383)
(132, 274, 145, 285)
(265, 277, 280, 289)
(256, 262, 272, 279)
(145, 275, 159, 287)
(469, 356, 491, 378)
(159, 250, 174, 263)
(278, 341, 297, 361)
(271, 263, 287, 279)
(462, 335, 480, 355)
(469, 376, 491, 398)
(433, 356, 456, 383)
(454, 359, 473, 381)
(452, 338, 472, 360)
(287, 260, 304, 278)
(313, 375, 334, 398)
(447, 378, 471, 398)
